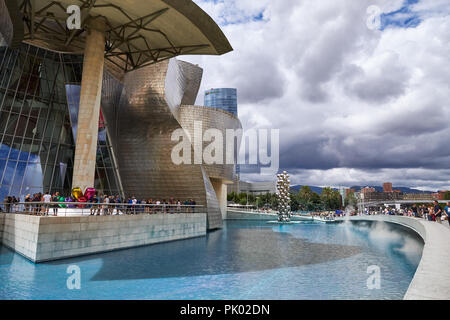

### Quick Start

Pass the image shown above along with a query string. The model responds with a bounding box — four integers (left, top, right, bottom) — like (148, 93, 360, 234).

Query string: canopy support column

(72, 18, 107, 192)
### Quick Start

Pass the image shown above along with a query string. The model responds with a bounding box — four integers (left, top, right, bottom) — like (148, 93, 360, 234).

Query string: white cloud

(184, 0, 450, 190)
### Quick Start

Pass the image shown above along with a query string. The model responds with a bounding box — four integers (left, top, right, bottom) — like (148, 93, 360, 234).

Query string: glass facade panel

(0, 44, 123, 202)
(204, 88, 238, 116)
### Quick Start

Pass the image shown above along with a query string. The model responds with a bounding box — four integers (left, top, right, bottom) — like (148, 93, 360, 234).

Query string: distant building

(383, 182, 393, 192)
(403, 193, 434, 201)
(433, 191, 449, 200)
(361, 187, 376, 194)
(228, 180, 277, 195)
(204, 88, 238, 116)
(362, 191, 402, 202)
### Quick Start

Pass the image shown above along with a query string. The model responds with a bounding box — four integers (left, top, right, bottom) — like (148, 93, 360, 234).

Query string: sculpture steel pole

(277, 171, 291, 222)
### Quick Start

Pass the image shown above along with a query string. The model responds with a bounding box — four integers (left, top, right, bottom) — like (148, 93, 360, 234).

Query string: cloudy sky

(183, 0, 450, 191)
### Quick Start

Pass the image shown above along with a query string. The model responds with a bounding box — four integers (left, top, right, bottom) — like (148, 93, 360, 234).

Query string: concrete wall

(343, 216, 450, 300)
(1, 213, 206, 263)
(211, 178, 228, 220)
(1, 214, 40, 261)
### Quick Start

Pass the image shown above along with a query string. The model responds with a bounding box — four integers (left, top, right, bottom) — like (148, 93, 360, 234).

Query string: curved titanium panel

(178, 60, 203, 106)
(178, 105, 242, 183)
(110, 58, 223, 229)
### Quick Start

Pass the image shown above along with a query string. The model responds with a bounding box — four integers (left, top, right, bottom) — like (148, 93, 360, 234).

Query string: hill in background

(290, 185, 433, 194)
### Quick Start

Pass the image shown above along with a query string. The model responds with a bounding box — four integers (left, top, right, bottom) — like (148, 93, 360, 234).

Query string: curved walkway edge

(341, 216, 450, 300)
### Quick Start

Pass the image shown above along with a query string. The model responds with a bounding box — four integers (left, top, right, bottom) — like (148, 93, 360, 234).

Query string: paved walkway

(341, 215, 450, 300)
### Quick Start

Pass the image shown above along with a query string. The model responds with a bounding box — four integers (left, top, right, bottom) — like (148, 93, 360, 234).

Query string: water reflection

(49, 223, 363, 281)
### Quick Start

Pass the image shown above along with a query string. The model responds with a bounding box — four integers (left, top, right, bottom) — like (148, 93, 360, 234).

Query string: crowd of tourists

(364, 200, 450, 226)
(1, 192, 198, 216)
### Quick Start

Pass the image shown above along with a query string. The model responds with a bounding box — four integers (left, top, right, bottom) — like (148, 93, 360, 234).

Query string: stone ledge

(1, 213, 207, 263)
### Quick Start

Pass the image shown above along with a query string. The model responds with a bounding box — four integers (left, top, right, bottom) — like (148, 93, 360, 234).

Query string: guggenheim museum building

(0, 0, 241, 229)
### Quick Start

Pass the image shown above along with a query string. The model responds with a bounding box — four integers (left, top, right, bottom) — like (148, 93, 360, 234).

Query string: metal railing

(227, 206, 276, 214)
(0, 202, 204, 216)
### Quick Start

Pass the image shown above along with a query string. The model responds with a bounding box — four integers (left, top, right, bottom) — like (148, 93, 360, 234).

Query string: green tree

(297, 186, 317, 211)
(290, 192, 300, 211)
(321, 187, 341, 210)
(442, 191, 450, 201)
(227, 192, 238, 203)
(298, 186, 313, 202)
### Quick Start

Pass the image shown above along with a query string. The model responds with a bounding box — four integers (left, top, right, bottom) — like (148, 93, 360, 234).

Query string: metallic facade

(178, 104, 241, 182)
(0, 43, 239, 230)
(0, 43, 123, 202)
(103, 58, 241, 229)
(0, 42, 240, 229)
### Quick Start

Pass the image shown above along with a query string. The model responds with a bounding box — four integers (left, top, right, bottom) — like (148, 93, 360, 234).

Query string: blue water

(0, 220, 423, 300)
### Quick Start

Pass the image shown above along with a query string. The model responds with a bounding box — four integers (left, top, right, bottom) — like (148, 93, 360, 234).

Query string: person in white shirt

(103, 195, 110, 215)
(42, 192, 51, 216)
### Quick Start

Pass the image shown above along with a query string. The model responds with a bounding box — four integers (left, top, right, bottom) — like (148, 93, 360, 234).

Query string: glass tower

(204, 88, 237, 116)
(0, 43, 123, 202)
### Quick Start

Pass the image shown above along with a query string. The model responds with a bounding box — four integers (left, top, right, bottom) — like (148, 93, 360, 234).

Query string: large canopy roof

(6, 0, 232, 71)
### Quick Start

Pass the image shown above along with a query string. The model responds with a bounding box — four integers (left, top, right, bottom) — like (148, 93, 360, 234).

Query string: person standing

(3, 196, 11, 213)
(191, 199, 196, 213)
(52, 192, 60, 216)
(131, 196, 137, 214)
(31, 193, 40, 215)
(156, 199, 161, 214)
(90, 194, 99, 215)
(434, 200, 442, 224)
(444, 202, 450, 226)
(411, 204, 418, 218)
(177, 199, 181, 213)
(24, 194, 32, 213)
(42, 191, 52, 216)
(103, 195, 110, 215)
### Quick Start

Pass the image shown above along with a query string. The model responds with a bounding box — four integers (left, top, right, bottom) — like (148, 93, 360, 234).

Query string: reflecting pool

(0, 220, 423, 299)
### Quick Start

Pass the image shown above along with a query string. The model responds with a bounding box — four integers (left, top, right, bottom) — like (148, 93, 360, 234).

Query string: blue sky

(381, 0, 422, 30)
